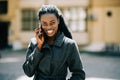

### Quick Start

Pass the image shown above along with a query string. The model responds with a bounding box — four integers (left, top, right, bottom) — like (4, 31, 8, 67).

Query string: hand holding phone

(34, 27, 44, 51)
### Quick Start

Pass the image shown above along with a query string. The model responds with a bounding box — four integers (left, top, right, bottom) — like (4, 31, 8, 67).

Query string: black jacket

(23, 32, 85, 80)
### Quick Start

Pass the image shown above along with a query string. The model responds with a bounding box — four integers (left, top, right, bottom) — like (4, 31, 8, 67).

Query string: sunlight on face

(40, 14, 59, 38)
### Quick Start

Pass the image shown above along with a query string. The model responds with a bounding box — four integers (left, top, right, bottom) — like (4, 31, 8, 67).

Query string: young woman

(23, 5, 85, 80)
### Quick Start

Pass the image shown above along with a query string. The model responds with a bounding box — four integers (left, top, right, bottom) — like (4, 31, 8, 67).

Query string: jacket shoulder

(27, 37, 37, 48)
(64, 36, 76, 45)
(30, 37, 37, 45)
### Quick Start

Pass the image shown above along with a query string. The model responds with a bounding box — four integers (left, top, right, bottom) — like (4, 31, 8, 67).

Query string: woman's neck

(46, 34, 56, 45)
(47, 39, 54, 45)
(46, 31, 59, 45)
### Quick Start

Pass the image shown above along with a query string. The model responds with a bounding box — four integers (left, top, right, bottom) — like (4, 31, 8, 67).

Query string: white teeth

(47, 30, 53, 34)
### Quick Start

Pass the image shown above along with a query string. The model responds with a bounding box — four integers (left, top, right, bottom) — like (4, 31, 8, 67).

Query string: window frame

(21, 9, 38, 31)
(60, 7, 87, 32)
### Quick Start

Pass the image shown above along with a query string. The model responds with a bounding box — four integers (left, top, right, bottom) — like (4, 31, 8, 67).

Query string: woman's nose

(46, 24, 52, 29)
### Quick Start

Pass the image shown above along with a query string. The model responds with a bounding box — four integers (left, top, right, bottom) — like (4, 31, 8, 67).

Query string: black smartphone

(38, 25, 43, 39)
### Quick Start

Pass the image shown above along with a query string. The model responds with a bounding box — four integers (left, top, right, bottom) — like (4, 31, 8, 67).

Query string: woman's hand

(34, 27, 44, 51)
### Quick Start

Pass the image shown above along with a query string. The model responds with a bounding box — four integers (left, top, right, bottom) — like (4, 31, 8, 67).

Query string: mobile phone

(38, 25, 43, 39)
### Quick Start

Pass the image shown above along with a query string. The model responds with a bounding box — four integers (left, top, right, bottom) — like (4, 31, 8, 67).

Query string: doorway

(0, 21, 10, 49)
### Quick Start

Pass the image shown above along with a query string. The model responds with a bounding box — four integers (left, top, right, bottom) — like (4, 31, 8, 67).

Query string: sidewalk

(0, 49, 120, 80)
(0, 49, 33, 80)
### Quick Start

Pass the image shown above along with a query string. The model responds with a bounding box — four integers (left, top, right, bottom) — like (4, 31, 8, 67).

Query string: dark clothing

(23, 32, 85, 80)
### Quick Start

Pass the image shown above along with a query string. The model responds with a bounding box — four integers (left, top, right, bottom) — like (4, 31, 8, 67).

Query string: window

(21, 9, 38, 31)
(0, 0, 8, 14)
(61, 7, 87, 32)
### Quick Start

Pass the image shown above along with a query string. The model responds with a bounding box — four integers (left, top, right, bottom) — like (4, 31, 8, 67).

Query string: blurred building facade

(0, 0, 120, 52)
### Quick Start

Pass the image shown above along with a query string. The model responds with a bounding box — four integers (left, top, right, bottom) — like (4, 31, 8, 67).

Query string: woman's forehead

(40, 14, 57, 22)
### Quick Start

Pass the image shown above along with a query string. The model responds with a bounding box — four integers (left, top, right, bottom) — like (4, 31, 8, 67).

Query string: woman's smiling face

(40, 13, 59, 38)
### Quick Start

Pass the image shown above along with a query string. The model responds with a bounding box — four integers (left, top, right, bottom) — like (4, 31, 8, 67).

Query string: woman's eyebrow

(50, 20, 55, 22)
(41, 21, 46, 23)
(41, 19, 55, 23)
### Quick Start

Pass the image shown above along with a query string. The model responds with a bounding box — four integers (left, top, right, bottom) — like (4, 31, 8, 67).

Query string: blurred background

(0, 0, 120, 80)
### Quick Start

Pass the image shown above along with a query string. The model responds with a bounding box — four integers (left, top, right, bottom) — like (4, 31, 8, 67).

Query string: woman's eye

(42, 23, 48, 26)
(50, 22, 55, 26)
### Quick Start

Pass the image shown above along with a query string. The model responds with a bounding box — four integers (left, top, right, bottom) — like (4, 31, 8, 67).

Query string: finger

(34, 27, 38, 32)
(35, 28, 40, 35)
(41, 36, 44, 42)
(35, 27, 39, 32)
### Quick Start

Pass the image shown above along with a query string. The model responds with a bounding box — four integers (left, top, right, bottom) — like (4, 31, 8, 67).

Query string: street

(0, 50, 120, 80)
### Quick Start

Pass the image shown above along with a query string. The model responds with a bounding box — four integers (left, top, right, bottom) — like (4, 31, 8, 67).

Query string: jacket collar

(43, 31, 64, 48)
